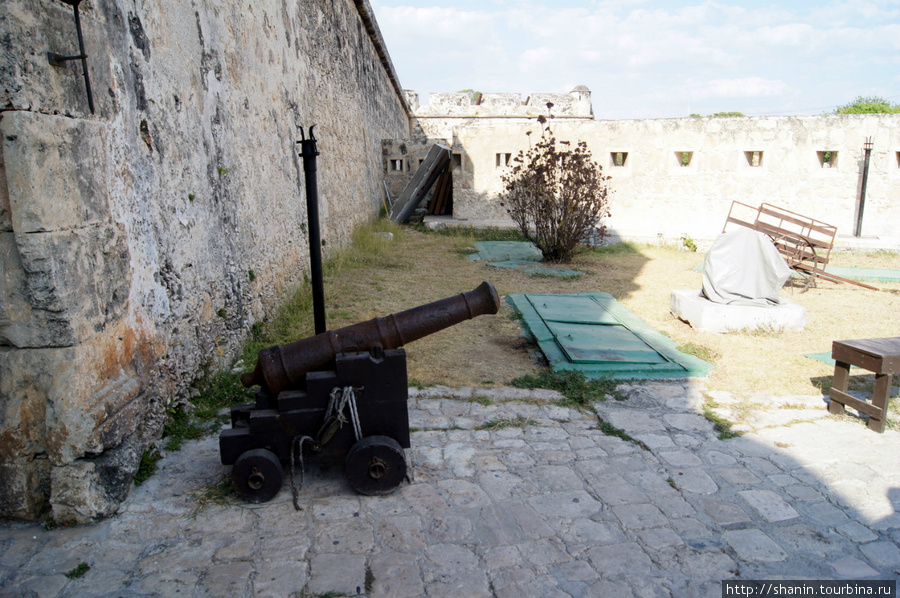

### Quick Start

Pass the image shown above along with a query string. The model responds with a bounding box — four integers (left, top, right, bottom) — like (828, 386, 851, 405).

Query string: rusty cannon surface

(219, 281, 500, 503)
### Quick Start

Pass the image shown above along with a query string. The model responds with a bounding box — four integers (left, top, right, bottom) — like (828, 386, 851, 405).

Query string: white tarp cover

(701, 228, 792, 306)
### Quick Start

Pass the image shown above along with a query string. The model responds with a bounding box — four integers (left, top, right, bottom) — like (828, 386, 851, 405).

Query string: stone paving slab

(1, 382, 899, 597)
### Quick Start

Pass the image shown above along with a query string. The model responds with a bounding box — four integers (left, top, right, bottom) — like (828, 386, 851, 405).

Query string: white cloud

(686, 77, 788, 100)
(517, 46, 559, 73)
(755, 23, 816, 46)
(373, 5, 499, 47)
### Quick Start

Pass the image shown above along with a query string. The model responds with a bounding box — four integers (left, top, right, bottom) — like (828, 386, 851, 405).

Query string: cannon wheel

(232, 448, 283, 503)
(345, 436, 407, 496)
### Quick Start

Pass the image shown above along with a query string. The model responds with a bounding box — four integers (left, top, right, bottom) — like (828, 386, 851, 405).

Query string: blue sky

(369, 0, 900, 119)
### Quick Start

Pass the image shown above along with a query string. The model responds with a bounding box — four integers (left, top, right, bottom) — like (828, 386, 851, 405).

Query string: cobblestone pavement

(1, 381, 899, 597)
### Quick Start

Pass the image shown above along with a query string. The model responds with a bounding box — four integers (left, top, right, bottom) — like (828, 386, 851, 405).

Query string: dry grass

(256, 220, 900, 397)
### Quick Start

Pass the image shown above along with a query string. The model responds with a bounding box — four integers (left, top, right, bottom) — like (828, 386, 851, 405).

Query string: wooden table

(827, 337, 900, 433)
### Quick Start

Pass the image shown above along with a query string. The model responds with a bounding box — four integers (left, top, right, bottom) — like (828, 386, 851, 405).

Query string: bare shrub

(500, 115, 611, 262)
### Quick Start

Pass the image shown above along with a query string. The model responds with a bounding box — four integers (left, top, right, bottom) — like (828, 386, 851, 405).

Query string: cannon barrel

(241, 281, 500, 394)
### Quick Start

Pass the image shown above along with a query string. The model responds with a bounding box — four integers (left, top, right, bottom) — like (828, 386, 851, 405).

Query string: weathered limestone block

(480, 94, 524, 110)
(1, 346, 116, 462)
(528, 91, 592, 117)
(0, 351, 48, 461)
(2, 112, 112, 232)
(0, 459, 49, 521)
(0, 232, 64, 347)
(44, 337, 149, 465)
(404, 90, 420, 112)
(416, 89, 592, 120)
(0, 345, 49, 517)
(14, 223, 130, 346)
(0, 320, 152, 519)
(49, 442, 140, 524)
(1, 226, 130, 349)
(429, 92, 474, 110)
(0, 112, 128, 348)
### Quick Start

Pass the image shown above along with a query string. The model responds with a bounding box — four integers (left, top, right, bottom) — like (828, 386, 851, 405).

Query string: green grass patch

(65, 563, 90, 579)
(597, 418, 632, 441)
(241, 219, 407, 359)
(477, 415, 537, 430)
(162, 368, 255, 453)
(736, 325, 782, 338)
(162, 408, 206, 452)
(596, 417, 650, 450)
(511, 369, 618, 408)
(678, 341, 718, 364)
(191, 369, 254, 421)
(188, 474, 235, 518)
(325, 220, 407, 273)
(134, 448, 163, 486)
(528, 271, 582, 281)
(701, 402, 741, 440)
(412, 224, 528, 242)
(592, 242, 643, 256)
(471, 394, 494, 406)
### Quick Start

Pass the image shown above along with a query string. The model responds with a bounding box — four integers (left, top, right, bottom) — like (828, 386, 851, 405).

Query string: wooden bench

(827, 337, 900, 433)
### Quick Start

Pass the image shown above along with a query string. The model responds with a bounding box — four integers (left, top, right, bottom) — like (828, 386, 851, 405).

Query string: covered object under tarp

(702, 227, 792, 306)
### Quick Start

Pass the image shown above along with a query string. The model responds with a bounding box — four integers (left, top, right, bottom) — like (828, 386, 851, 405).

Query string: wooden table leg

(828, 360, 851, 415)
(868, 373, 892, 433)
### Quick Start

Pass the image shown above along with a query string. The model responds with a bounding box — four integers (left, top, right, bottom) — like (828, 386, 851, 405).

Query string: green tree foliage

(834, 96, 900, 114)
(456, 89, 483, 104)
(500, 114, 611, 263)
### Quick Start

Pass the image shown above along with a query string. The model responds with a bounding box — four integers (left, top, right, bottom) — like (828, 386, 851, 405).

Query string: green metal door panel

(546, 321, 669, 364)
(507, 292, 714, 379)
(527, 295, 620, 325)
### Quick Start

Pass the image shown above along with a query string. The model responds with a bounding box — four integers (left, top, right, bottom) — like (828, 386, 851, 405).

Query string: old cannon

(219, 281, 500, 503)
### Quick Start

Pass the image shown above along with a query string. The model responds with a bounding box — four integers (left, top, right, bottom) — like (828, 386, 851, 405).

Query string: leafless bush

(500, 116, 611, 262)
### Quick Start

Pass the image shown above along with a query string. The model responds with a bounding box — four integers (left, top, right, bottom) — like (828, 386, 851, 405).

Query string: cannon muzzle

(241, 281, 500, 394)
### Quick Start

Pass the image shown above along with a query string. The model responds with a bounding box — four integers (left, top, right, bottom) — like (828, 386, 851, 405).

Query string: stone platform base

(670, 289, 806, 333)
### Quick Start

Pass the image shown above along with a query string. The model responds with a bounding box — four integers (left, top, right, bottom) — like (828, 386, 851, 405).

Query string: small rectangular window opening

(818, 151, 837, 168)
(390, 158, 405, 172)
(451, 153, 462, 172)
(744, 151, 763, 167)
(677, 151, 693, 167)
(611, 152, 628, 167)
(895, 151, 900, 169)
(495, 153, 512, 168)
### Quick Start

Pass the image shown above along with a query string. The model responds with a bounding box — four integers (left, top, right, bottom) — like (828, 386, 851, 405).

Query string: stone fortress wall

(394, 88, 900, 248)
(0, 0, 410, 521)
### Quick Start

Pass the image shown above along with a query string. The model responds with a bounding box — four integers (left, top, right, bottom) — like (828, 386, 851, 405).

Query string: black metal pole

(47, 0, 94, 114)
(71, 2, 95, 115)
(298, 126, 326, 335)
(855, 137, 873, 238)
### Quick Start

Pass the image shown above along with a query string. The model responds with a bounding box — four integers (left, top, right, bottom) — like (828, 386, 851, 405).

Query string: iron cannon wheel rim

(233, 448, 283, 503)
(345, 435, 407, 496)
